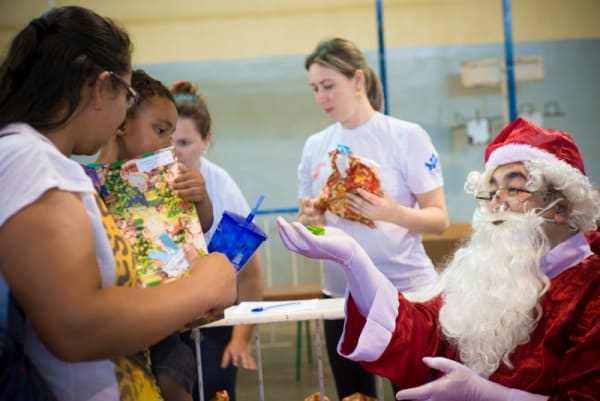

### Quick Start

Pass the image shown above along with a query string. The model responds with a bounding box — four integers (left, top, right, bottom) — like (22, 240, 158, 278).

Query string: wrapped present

(341, 392, 377, 401)
(85, 147, 224, 328)
(85, 147, 207, 288)
(210, 390, 230, 401)
(304, 391, 330, 401)
(315, 145, 382, 228)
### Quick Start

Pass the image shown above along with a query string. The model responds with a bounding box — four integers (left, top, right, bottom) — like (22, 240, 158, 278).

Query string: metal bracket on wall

(543, 101, 566, 117)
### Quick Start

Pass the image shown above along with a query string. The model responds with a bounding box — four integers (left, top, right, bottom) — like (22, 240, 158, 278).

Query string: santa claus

(278, 117, 599, 401)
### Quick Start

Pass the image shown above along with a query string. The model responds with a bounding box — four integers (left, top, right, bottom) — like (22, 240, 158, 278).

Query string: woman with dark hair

(298, 37, 449, 400)
(0, 7, 236, 400)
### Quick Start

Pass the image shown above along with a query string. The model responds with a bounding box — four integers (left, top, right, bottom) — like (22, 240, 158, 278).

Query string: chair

(422, 223, 472, 271)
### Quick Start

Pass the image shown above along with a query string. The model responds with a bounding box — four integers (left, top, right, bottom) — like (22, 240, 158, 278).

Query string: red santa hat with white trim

(484, 117, 586, 176)
(485, 117, 600, 254)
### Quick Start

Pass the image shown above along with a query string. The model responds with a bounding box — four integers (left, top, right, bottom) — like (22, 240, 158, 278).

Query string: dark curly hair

(127, 69, 175, 117)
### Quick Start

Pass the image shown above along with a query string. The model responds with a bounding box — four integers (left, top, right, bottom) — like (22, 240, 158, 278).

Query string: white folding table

(192, 297, 345, 401)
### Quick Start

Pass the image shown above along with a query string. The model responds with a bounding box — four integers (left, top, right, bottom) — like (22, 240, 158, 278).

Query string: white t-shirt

(0, 124, 161, 401)
(298, 113, 442, 297)
(200, 157, 251, 241)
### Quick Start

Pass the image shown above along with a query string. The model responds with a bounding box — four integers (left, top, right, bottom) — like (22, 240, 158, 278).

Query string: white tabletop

(200, 297, 345, 327)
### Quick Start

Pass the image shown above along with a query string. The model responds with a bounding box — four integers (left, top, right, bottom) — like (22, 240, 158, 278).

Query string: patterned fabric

(95, 194, 163, 400)
(96, 193, 137, 288)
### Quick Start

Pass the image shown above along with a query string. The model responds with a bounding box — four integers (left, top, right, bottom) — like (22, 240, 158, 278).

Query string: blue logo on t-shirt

(425, 153, 439, 173)
(425, 154, 439, 173)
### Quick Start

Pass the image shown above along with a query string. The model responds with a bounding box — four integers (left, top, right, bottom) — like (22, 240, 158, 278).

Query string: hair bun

(29, 17, 51, 37)
(172, 80, 188, 89)
(172, 80, 195, 95)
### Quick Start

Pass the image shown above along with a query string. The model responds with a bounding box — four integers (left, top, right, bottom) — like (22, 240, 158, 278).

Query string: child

(96, 70, 208, 401)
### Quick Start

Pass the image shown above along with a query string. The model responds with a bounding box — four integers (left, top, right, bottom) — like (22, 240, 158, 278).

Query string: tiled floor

(235, 321, 396, 401)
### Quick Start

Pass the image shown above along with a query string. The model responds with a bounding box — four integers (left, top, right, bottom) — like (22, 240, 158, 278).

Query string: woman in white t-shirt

(298, 37, 449, 400)
(170, 81, 264, 401)
(0, 8, 237, 401)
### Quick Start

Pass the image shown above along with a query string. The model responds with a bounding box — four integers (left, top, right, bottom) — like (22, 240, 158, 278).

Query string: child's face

(118, 95, 177, 159)
(171, 117, 209, 169)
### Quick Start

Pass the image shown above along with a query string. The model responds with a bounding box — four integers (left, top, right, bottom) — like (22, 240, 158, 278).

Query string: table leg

(296, 321, 302, 381)
(254, 327, 265, 401)
(314, 319, 326, 400)
(192, 328, 205, 401)
(377, 375, 385, 401)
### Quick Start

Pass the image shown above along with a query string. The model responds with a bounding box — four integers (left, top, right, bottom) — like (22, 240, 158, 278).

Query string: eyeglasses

(108, 71, 140, 109)
(475, 187, 556, 202)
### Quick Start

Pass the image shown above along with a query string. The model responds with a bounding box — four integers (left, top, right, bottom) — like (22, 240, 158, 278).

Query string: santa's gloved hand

(395, 357, 548, 401)
(277, 217, 359, 265)
(277, 217, 391, 316)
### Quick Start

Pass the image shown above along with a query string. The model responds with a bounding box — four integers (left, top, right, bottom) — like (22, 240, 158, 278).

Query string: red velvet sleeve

(490, 256, 600, 400)
(548, 257, 600, 401)
(584, 227, 600, 255)
(343, 293, 451, 388)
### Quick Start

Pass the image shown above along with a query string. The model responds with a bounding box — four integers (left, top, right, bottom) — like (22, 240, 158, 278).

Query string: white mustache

(477, 200, 560, 227)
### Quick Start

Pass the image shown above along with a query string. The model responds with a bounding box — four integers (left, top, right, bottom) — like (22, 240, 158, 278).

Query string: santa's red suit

(338, 233, 600, 400)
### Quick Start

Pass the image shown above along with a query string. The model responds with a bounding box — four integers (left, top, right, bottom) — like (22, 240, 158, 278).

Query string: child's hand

(221, 337, 257, 370)
(170, 162, 209, 203)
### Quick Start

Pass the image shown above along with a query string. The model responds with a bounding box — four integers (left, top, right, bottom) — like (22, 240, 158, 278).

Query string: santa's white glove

(277, 217, 387, 316)
(395, 357, 548, 401)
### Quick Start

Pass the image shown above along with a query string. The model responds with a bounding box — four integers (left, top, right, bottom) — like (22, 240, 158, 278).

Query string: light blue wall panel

(139, 39, 600, 223)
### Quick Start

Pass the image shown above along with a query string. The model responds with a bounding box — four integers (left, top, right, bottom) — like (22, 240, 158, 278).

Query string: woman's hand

(346, 188, 396, 223)
(297, 197, 325, 226)
(185, 246, 237, 311)
(348, 187, 449, 234)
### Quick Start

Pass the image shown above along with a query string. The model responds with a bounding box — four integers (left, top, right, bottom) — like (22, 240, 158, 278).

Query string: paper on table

(228, 299, 319, 316)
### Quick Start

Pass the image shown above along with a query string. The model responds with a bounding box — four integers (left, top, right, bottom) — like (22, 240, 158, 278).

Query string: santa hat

(484, 118, 600, 250)
(485, 117, 586, 176)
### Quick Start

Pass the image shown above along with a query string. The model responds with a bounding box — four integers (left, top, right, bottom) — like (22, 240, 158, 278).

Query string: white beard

(437, 207, 551, 377)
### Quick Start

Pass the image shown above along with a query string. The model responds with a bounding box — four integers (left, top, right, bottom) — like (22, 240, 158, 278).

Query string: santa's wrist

(478, 376, 511, 401)
(476, 380, 548, 401)
(507, 389, 548, 401)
